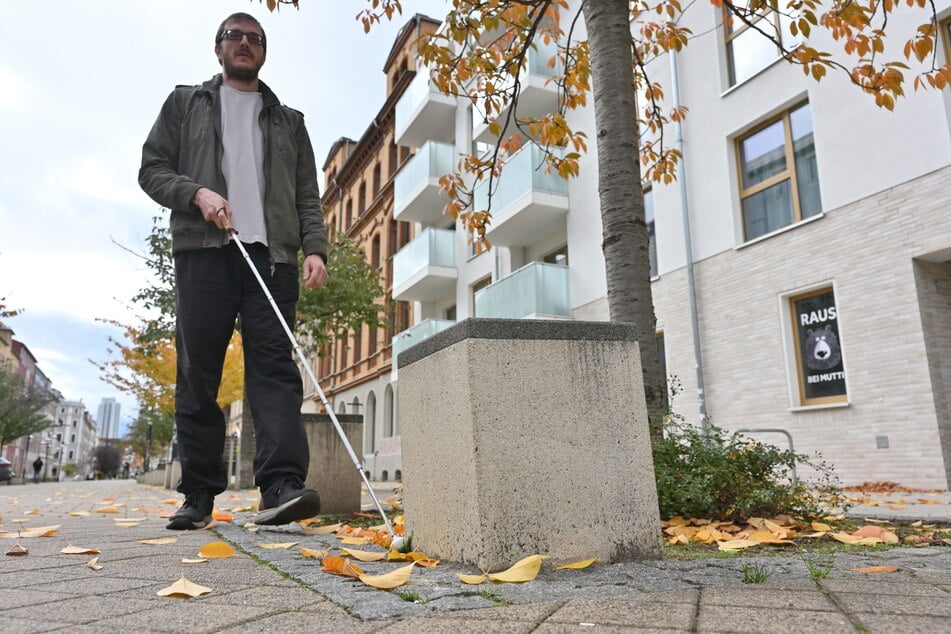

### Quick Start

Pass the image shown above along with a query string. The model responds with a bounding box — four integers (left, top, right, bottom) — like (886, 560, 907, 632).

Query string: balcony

(475, 261, 570, 319)
(391, 319, 455, 377)
(395, 70, 456, 149)
(473, 144, 569, 247)
(394, 141, 455, 227)
(472, 38, 562, 145)
(392, 228, 457, 303)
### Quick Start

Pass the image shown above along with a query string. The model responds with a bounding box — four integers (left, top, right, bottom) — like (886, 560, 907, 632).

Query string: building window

(644, 188, 657, 277)
(723, 7, 799, 86)
(543, 245, 569, 267)
(369, 327, 378, 356)
(389, 143, 398, 177)
(737, 102, 821, 241)
(384, 384, 396, 436)
(358, 183, 367, 216)
(788, 286, 848, 406)
(371, 236, 381, 271)
(372, 163, 382, 198)
(472, 276, 492, 317)
(345, 200, 353, 231)
(353, 328, 363, 365)
(445, 305, 457, 321)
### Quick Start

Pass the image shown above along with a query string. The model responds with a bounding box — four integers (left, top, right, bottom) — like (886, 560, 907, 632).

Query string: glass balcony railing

(392, 228, 456, 290)
(393, 141, 455, 214)
(473, 145, 567, 215)
(475, 261, 570, 319)
(391, 319, 455, 374)
(395, 71, 452, 138)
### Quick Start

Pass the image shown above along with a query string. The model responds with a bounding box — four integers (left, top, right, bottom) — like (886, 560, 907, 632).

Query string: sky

(0, 0, 449, 435)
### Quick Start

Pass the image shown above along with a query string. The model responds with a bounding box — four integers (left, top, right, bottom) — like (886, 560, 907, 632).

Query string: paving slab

(695, 604, 856, 633)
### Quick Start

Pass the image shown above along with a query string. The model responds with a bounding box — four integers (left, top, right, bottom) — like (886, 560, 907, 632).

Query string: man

(32, 456, 43, 484)
(139, 12, 328, 529)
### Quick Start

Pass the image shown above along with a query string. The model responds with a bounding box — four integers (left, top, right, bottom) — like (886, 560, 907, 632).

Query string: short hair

(215, 12, 267, 53)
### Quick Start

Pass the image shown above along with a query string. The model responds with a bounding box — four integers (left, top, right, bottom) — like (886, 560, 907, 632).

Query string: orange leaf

(198, 541, 237, 559)
(851, 565, 899, 574)
(321, 555, 364, 578)
(212, 511, 234, 523)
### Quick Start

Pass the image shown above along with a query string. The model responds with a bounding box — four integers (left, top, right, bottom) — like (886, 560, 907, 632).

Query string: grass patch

(478, 589, 513, 606)
(396, 590, 424, 603)
(741, 563, 770, 584)
(803, 553, 835, 580)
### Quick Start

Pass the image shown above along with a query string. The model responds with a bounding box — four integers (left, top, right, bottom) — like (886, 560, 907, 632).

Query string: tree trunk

(582, 0, 665, 438)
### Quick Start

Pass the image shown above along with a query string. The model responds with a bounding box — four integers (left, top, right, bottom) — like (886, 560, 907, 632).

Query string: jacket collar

(199, 73, 281, 109)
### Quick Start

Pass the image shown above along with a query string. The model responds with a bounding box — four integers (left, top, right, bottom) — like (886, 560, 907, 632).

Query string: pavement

(0, 479, 949, 633)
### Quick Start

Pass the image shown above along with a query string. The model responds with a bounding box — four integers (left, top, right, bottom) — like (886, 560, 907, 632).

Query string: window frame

(735, 102, 816, 242)
(723, 7, 784, 87)
(785, 285, 849, 408)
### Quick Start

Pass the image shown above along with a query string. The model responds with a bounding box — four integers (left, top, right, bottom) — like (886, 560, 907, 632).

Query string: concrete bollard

(302, 413, 364, 515)
(397, 318, 662, 568)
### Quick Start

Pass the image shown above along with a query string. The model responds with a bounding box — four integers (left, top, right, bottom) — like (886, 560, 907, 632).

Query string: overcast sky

(0, 0, 448, 433)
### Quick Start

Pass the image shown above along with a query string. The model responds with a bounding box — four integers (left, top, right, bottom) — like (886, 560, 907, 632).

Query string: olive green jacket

(139, 74, 328, 265)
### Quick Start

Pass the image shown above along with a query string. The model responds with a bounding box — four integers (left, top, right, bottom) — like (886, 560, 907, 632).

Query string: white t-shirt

(220, 83, 267, 245)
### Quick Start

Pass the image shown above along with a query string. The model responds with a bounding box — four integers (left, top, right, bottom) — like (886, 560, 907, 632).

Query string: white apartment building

(46, 400, 98, 479)
(96, 397, 121, 440)
(338, 3, 951, 489)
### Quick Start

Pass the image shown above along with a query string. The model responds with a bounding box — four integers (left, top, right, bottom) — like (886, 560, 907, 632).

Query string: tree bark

(582, 0, 665, 438)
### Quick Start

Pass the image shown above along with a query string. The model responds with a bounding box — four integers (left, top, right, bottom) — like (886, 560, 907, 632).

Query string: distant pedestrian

(122, 461, 130, 479)
(32, 457, 43, 483)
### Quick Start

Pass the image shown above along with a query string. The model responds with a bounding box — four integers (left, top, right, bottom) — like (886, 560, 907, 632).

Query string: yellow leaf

(61, 544, 100, 555)
(198, 541, 237, 559)
(114, 517, 147, 524)
(258, 542, 299, 550)
(7, 525, 59, 538)
(487, 555, 548, 583)
(157, 574, 212, 598)
(139, 537, 178, 545)
(716, 539, 759, 551)
(340, 548, 387, 562)
(87, 556, 103, 571)
(359, 562, 415, 590)
(300, 547, 327, 559)
(456, 572, 487, 585)
(554, 558, 597, 570)
(407, 552, 440, 567)
(94, 506, 121, 514)
(181, 558, 208, 564)
(851, 565, 899, 574)
(748, 531, 795, 545)
(667, 534, 689, 545)
(68, 511, 90, 517)
(302, 523, 341, 536)
(811, 521, 832, 532)
(26, 509, 41, 515)
(917, 499, 942, 504)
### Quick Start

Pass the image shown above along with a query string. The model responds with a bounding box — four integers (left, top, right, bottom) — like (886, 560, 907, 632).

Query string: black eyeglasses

(218, 29, 265, 46)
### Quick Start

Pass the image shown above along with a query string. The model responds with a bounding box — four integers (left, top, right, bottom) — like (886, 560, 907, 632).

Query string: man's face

(215, 19, 266, 82)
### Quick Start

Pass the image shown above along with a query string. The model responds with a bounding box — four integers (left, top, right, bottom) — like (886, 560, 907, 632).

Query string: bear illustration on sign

(804, 325, 841, 371)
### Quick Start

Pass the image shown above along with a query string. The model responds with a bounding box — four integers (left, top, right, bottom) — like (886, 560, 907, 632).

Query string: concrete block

(303, 413, 363, 515)
(398, 318, 662, 568)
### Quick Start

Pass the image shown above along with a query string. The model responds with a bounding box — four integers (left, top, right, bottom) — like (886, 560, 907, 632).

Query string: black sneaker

(166, 490, 214, 530)
(255, 477, 320, 526)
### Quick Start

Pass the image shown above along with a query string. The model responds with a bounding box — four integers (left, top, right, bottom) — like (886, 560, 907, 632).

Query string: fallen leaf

(487, 554, 548, 583)
(339, 536, 371, 545)
(456, 572, 487, 585)
(181, 558, 209, 564)
(717, 539, 760, 551)
(851, 565, 899, 574)
(407, 552, 439, 567)
(747, 531, 795, 545)
(2, 525, 59, 538)
(61, 543, 100, 555)
(911, 521, 923, 527)
(25, 509, 41, 515)
(359, 562, 415, 590)
(94, 506, 121, 514)
(555, 558, 598, 570)
(161, 499, 180, 505)
(340, 548, 386, 562)
(886, 504, 906, 510)
(114, 517, 147, 524)
(212, 511, 234, 523)
(811, 521, 832, 532)
(917, 499, 942, 505)
(300, 547, 327, 559)
(68, 511, 90, 517)
(667, 534, 689, 545)
(853, 526, 899, 544)
(198, 541, 237, 559)
(258, 542, 298, 550)
(321, 555, 364, 578)
(139, 537, 179, 545)
(87, 557, 103, 571)
(157, 574, 212, 598)
(5, 542, 28, 556)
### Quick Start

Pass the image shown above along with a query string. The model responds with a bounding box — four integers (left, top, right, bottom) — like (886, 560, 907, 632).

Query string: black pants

(174, 241, 308, 495)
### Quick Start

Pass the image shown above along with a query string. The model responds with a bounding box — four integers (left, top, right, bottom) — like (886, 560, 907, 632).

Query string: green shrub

(652, 397, 843, 521)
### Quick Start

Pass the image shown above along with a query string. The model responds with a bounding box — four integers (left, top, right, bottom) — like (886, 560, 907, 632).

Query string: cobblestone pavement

(1, 480, 949, 632)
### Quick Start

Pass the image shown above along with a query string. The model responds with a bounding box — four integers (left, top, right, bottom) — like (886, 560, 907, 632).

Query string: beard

(223, 54, 263, 83)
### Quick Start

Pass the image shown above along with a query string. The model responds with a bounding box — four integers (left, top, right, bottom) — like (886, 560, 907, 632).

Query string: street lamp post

(41, 440, 50, 482)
